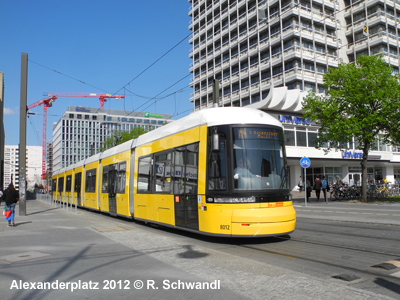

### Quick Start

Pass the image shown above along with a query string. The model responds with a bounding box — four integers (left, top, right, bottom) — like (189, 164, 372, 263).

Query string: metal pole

(304, 168, 307, 207)
(212, 79, 219, 108)
(19, 53, 28, 216)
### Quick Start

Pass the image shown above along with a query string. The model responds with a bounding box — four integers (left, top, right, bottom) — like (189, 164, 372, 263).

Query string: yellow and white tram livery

(52, 107, 296, 237)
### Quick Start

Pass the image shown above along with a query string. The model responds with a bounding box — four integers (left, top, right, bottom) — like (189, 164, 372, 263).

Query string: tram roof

(101, 139, 134, 159)
(136, 107, 282, 147)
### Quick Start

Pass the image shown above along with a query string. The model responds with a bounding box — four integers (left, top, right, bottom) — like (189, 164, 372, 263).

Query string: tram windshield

(232, 127, 287, 191)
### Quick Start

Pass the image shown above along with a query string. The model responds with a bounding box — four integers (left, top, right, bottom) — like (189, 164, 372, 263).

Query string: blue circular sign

(300, 157, 311, 168)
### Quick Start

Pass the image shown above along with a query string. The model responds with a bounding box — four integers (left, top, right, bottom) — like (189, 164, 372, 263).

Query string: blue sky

(1, 0, 193, 146)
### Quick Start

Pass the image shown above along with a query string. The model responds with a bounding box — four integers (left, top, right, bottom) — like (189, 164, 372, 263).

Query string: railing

(36, 193, 78, 213)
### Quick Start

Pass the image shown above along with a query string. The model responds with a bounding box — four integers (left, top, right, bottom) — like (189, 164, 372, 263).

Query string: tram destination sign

(236, 128, 280, 140)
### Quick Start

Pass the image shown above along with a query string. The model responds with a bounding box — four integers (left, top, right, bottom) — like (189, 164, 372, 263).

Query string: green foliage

(302, 55, 400, 202)
(303, 55, 400, 152)
(100, 127, 147, 152)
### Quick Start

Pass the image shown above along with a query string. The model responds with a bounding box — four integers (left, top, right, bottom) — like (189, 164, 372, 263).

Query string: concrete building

(4, 145, 42, 191)
(0, 73, 4, 190)
(188, 0, 400, 188)
(52, 106, 172, 171)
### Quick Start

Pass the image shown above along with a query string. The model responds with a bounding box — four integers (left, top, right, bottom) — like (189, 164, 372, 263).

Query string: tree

(100, 127, 147, 152)
(302, 55, 400, 202)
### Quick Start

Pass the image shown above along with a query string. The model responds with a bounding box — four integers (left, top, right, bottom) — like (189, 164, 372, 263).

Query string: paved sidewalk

(0, 199, 397, 300)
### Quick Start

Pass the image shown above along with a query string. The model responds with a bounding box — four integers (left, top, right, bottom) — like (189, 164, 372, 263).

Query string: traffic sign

(300, 157, 311, 168)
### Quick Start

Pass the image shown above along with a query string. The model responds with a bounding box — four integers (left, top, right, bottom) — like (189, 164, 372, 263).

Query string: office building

(52, 106, 172, 171)
(0, 73, 4, 190)
(3, 145, 42, 191)
(188, 0, 400, 188)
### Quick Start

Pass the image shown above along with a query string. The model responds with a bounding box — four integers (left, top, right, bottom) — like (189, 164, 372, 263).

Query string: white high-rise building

(188, 0, 400, 188)
(3, 145, 42, 191)
(189, 0, 399, 109)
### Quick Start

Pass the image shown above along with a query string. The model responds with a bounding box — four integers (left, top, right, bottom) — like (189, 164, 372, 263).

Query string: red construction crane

(42, 92, 125, 108)
(27, 96, 58, 180)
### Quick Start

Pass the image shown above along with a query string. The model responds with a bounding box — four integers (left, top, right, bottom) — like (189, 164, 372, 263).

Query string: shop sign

(144, 112, 162, 118)
(342, 151, 363, 159)
(75, 106, 90, 112)
(278, 115, 311, 125)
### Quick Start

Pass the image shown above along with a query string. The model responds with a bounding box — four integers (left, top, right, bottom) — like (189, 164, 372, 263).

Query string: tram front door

(108, 166, 117, 214)
(174, 144, 199, 231)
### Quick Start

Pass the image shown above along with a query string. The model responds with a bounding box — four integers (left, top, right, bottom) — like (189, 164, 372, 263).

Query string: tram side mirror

(212, 130, 220, 152)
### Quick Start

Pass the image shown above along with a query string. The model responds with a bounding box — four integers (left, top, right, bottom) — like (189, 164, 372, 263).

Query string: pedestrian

(314, 176, 322, 201)
(336, 176, 343, 186)
(1, 183, 19, 227)
(306, 179, 311, 201)
(298, 177, 304, 192)
(321, 176, 328, 202)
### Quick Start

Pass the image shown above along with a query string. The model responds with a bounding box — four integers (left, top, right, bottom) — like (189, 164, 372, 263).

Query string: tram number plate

(220, 225, 230, 230)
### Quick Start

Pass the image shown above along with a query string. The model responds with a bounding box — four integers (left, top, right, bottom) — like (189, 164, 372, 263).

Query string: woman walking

(1, 183, 19, 227)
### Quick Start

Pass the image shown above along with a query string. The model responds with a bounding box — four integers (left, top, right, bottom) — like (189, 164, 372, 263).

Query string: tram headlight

(211, 196, 256, 203)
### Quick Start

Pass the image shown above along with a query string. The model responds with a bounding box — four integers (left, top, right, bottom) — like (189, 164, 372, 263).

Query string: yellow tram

(52, 107, 296, 237)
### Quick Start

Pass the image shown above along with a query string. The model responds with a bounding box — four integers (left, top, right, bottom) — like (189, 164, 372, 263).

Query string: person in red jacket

(1, 183, 19, 227)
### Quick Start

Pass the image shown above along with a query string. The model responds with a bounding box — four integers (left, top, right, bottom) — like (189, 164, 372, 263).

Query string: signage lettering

(341, 151, 363, 159)
(144, 112, 163, 118)
(278, 115, 311, 125)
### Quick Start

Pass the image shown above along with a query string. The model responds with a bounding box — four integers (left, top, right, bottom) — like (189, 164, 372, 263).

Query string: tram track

(273, 234, 400, 257)
(236, 227, 400, 298)
(240, 241, 400, 284)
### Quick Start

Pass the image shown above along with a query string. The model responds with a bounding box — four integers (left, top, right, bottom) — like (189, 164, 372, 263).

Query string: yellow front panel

(199, 202, 296, 236)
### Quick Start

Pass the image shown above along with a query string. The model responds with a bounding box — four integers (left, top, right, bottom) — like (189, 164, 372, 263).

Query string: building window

(284, 128, 295, 146)
(296, 129, 307, 147)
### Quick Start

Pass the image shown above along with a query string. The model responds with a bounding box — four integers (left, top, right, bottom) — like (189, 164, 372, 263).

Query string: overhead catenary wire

(113, 31, 192, 96)
(124, 73, 192, 117)
(28, 29, 193, 119)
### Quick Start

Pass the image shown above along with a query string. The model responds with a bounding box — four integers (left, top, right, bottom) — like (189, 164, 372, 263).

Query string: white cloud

(4, 107, 16, 115)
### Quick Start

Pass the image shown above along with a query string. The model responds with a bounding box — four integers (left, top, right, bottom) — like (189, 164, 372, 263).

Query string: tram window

(58, 178, 64, 192)
(74, 173, 82, 192)
(173, 143, 199, 195)
(233, 127, 286, 190)
(117, 162, 126, 193)
(52, 179, 57, 192)
(208, 141, 227, 191)
(185, 144, 199, 195)
(102, 166, 109, 193)
(173, 148, 185, 194)
(138, 156, 152, 193)
(108, 164, 118, 194)
(66, 175, 72, 192)
(155, 152, 172, 193)
(85, 169, 97, 193)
